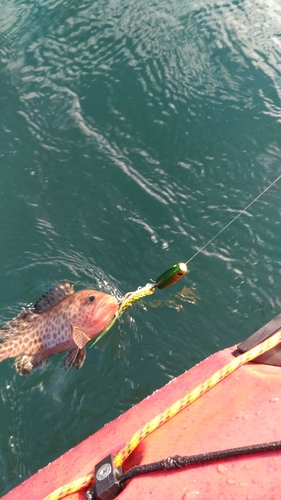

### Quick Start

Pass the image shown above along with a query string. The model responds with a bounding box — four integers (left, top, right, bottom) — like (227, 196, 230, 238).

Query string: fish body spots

(0, 285, 119, 371)
(2, 306, 73, 357)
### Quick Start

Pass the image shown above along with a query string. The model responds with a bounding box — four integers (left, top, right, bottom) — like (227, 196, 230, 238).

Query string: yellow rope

(114, 327, 281, 466)
(43, 474, 94, 500)
(43, 327, 281, 499)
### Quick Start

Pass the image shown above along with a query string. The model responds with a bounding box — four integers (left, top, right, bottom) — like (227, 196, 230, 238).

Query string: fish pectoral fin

(72, 326, 91, 349)
(64, 347, 86, 371)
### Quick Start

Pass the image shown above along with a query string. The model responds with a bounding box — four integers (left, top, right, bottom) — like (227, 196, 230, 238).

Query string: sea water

(0, 0, 280, 494)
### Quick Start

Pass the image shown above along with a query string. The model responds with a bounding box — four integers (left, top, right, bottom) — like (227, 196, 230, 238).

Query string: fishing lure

(91, 263, 188, 347)
(155, 263, 188, 289)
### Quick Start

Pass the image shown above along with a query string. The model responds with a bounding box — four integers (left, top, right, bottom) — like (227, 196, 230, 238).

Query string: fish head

(73, 290, 119, 338)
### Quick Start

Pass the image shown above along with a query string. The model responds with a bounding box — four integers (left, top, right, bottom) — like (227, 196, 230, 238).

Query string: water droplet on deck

(244, 463, 252, 470)
(256, 410, 263, 415)
(269, 397, 279, 402)
(218, 464, 228, 474)
(227, 478, 236, 485)
(182, 490, 200, 499)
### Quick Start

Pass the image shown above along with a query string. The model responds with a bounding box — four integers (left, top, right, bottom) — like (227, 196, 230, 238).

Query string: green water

(0, 0, 280, 495)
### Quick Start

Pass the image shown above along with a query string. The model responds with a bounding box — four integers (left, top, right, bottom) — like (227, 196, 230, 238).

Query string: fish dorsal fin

(0, 308, 36, 341)
(0, 281, 75, 342)
(34, 281, 75, 314)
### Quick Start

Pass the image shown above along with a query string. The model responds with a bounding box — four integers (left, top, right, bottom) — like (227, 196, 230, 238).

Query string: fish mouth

(91, 295, 119, 334)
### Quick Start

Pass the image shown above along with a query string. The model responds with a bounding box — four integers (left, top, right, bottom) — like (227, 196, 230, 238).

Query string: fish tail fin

(14, 355, 48, 375)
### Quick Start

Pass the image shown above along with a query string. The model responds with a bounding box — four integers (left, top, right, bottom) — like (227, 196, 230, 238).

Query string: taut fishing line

(185, 173, 281, 265)
(88, 173, 281, 348)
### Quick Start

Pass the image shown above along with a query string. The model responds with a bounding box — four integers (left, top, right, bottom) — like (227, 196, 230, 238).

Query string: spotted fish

(0, 281, 119, 375)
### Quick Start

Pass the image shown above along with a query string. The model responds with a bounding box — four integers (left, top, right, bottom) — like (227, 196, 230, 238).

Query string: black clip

(86, 454, 124, 500)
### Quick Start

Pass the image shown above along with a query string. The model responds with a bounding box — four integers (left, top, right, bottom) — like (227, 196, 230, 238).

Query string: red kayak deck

(3, 346, 281, 500)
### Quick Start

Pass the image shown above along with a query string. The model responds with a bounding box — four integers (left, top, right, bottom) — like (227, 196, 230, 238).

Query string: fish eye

(88, 295, 96, 302)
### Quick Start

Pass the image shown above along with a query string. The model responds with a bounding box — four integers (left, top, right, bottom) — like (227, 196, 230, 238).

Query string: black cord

(118, 440, 281, 484)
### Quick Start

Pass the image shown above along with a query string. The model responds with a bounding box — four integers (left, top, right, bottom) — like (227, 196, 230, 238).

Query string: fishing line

(185, 173, 281, 265)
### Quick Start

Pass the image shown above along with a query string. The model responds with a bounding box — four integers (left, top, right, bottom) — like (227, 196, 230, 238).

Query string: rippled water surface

(0, 0, 281, 495)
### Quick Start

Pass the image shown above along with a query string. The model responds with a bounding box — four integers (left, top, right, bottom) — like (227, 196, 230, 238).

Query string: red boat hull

(3, 345, 281, 499)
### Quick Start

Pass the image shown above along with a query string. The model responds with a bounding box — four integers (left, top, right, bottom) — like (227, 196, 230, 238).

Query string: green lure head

(155, 263, 188, 289)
